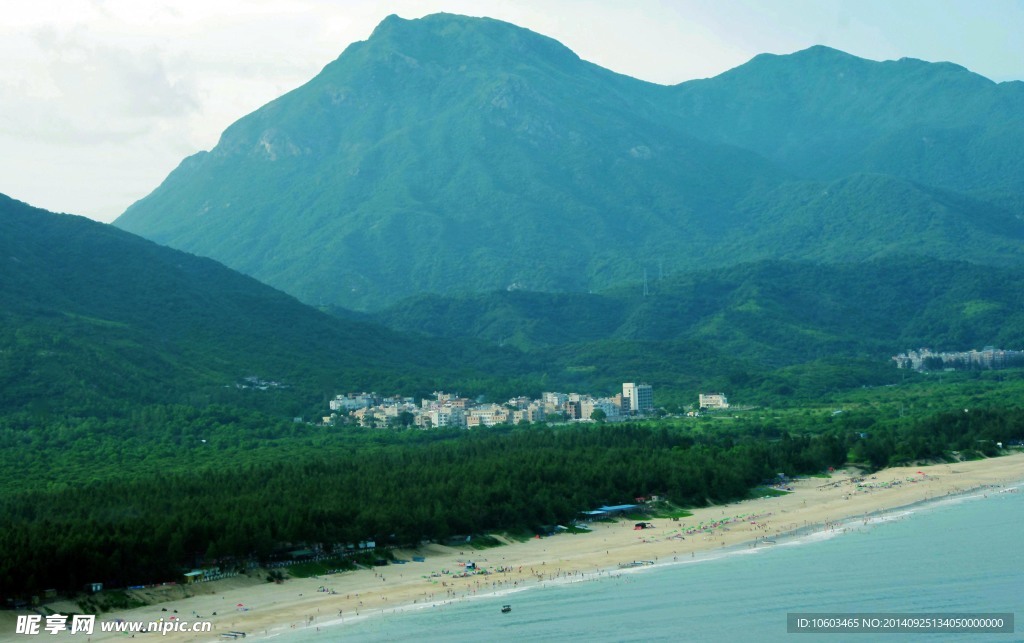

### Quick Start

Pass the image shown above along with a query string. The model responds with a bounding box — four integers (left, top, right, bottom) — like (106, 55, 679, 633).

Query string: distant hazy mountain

(0, 194, 454, 415)
(115, 13, 1024, 310)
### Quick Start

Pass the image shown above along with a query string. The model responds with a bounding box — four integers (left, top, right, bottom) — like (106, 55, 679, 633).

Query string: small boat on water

(501, 605, 512, 613)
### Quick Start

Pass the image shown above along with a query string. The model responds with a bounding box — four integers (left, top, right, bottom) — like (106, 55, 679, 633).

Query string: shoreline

(301, 474, 1023, 639)
(9, 452, 1024, 642)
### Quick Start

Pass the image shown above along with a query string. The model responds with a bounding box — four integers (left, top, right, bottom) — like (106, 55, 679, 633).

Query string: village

(892, 346, 1024, 370)
(323, 384, 733, 428)
(324, 382, 655, 428)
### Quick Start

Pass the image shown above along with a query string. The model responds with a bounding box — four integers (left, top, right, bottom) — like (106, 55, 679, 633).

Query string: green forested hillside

(13, 189, 1011, 417)
(375, 257, 1024, 368)
(0, 194, 517, 417)
(114, 14, 1024, 310)
(3, 193, 921, 421)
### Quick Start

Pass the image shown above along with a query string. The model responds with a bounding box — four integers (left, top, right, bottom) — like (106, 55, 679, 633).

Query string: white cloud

(10, 27, 199, 142)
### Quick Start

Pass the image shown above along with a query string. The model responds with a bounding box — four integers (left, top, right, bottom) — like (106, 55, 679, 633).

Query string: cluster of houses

(325, 383, 655, 428)
(235, 375, 287, 390)
(892, 346, 1024, 371)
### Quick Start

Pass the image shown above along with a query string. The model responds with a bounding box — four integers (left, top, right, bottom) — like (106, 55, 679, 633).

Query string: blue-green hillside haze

(375, 257, 1024, 365)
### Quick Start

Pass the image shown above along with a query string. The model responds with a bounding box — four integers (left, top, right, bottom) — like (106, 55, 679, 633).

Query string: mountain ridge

(670, 42, 1024, 193)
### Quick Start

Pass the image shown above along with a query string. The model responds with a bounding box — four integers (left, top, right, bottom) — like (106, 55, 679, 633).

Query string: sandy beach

(9, 452, 1024, 642)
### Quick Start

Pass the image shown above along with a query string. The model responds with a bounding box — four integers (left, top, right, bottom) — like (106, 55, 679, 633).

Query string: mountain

(0, 193, 481, 416)
(114, 13, 782, 309)
(114, 14, 1024, 310)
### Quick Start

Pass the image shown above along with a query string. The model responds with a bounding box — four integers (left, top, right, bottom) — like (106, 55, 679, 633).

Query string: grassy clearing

(746, 486, 790, 500)
(648, 506, 694, 519)
(77, 590, 147, 614)
(465, 534, 504, 550)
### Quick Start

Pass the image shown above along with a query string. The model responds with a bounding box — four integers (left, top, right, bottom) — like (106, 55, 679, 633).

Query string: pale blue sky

(2, 0, 1021, 222)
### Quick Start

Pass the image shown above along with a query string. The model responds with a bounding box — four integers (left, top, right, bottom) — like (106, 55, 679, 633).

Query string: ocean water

(270, 483, 1023, 642)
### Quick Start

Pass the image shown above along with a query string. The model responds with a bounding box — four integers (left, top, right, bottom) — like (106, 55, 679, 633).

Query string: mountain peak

(360, 12, 580, 68)
(793, 44, 859, 59)
(738, 44, 867, 74)
(370, 12, 405, 33)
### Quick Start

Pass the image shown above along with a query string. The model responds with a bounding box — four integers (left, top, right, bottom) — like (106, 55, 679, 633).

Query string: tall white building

(622, 383, 653, 413)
